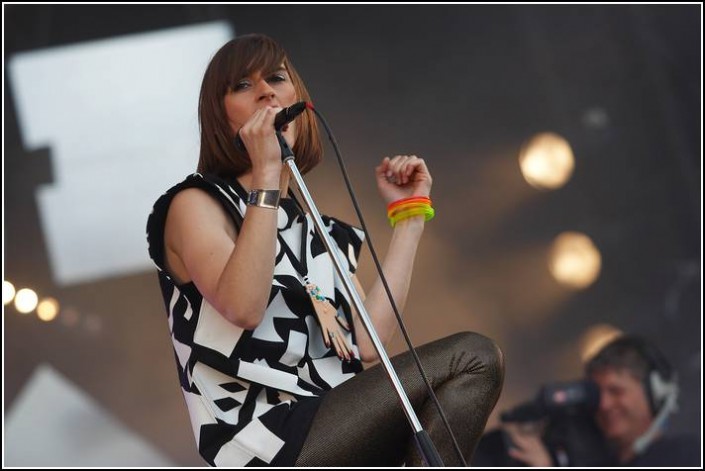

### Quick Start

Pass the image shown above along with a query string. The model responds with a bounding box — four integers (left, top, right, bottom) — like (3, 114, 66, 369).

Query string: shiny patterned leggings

(295, 332, 505, 466)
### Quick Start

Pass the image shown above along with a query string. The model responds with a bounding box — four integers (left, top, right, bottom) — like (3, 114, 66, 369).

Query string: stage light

(4, 281, 16, 305)
(37, 297, 60, 322)
(549, 232, 601, 289)
(14, 288, 39, 314)
(84, 315, 103, 334)
(519, 132, 575, 190)
(60, 306, 80, 327)
(580, 324, 623, 363)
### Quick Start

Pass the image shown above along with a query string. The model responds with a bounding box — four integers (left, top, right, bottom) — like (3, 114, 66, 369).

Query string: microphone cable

(306, 102, 468, 467)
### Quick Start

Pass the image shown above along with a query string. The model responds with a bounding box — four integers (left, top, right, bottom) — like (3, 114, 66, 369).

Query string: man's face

(591, 368, 653, 448)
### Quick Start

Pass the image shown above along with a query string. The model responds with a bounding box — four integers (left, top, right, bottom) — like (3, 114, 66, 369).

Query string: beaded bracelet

(387, 196, 435, 227)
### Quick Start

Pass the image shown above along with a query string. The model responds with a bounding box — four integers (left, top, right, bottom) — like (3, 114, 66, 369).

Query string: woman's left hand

(375, 155, 432, 205)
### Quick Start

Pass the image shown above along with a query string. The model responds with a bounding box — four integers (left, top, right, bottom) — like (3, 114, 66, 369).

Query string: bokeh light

(580, 323, 623, 363)
(4, 281, 16, 305)
(37, 297, 60, 322)
(519, 132, 575, 190)
(549, 232, 602, 289)
(14, 288, 39, 314)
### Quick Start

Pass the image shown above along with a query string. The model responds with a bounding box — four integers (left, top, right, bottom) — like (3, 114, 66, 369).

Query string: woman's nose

(256, 80, 276, 101)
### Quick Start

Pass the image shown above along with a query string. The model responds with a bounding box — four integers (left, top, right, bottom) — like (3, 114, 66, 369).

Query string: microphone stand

(276, 132, 444, 467)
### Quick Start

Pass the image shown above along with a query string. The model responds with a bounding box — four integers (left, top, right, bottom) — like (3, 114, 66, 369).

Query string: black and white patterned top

(146, 173, 365, 466)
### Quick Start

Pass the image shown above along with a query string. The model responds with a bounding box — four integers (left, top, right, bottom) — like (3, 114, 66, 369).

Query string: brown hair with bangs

(197, 34, 322, 178)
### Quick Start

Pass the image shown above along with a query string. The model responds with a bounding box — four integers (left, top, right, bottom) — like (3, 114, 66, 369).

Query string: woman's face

(223, 65, 298, 146)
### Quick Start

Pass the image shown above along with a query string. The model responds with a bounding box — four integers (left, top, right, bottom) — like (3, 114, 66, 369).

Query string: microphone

(274, 101, 309, 131)
(235, 101, 310, 151)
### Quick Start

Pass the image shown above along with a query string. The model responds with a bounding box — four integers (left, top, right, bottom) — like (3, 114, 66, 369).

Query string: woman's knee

(449, 331, 505, 389)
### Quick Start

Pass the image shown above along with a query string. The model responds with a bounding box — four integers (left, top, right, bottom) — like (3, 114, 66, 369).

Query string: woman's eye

(232, 80, 250, 91)
(268, 74, 287, 83)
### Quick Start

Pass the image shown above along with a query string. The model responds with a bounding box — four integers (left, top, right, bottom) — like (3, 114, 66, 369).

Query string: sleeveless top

(145, 173, 365, 466)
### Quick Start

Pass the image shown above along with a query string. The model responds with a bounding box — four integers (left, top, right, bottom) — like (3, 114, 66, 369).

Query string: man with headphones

(502, 335, 699, 467)
(584, 335, 698, 466)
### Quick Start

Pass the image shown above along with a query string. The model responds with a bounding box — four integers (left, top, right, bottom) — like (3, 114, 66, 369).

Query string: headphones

(626, 336, 678, 416)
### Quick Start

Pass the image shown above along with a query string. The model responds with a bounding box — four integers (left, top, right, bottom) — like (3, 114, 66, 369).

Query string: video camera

(473, 380, 615, 467)
(501, 379, 600, 423)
